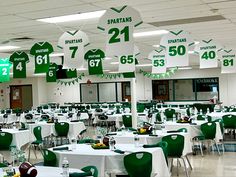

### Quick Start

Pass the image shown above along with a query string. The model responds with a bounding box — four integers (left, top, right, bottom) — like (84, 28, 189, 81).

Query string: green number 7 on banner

(69, 46, 78, 59)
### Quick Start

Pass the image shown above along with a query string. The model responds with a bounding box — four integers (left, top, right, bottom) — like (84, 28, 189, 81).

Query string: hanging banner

(84, 49, 105, 75)
(58, 30, 89, 68)
(30, 41, 54, 73)
(97, 5, 143, 57)
(194, 39, 222, 69)
(218, 49, 236, 73)
(160, 30, 194, 67)
(148, 48, 166, 74)
(140, 67, 178, 79)
(46, 63, 58, 82)
(0, 58, 12, 82)
(9, 51, 29, 78)
(57, 73, 85, 86)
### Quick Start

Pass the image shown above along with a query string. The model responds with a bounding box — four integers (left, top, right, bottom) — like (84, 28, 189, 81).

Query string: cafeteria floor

(1, 126, 236, 177)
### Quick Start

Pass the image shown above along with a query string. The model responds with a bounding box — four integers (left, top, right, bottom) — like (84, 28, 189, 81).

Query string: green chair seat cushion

(69, 172, 92, 177)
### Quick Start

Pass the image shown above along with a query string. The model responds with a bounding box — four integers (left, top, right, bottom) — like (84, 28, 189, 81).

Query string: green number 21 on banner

(120, 55, 134, 64)
(108, 26, 129, 44)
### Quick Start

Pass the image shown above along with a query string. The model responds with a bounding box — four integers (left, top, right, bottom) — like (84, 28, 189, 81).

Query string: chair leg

(181, 157, 190, 177)
(199, 142, 203, 156)
(170, 158, 174, 172)
(33, 145, 37, 159)
(177, 159, 179, 176)
(28, 145, 31, 161)
(185, 155, 193, 170)
(214, 140, 221, 155)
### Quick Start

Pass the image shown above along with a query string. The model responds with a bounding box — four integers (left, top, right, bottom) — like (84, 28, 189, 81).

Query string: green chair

(54, 122, 70, 145)
(222, 114, 236, 139)
(28, 126, 43, 161)
(197, 115, 205, 121)
(0, 163, 7, 168)
(193, 122, 220, 156)
(177, 128, 188, 133)
(162, 134, 190, 177)
(137, 104, 145, 113)
(164, 108, 176, 121)
(122, 115, 132, 128)
(0, 132, 13, 150)
(124, 151, 152, 177)
(42, 149, 57, 167)
(78, 139, 99, 144)
(155, 113, 162, 122)
(81, 166, 98, 177)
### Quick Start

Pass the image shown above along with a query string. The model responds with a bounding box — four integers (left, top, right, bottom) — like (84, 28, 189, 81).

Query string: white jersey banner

(58, 30, 89, 69)
(194, 39, 222, 69)
(218, 49, 236, 73)
(160, 30, 194, 67)
(98, 5, 142, 57)
(148, 48, 166, 74)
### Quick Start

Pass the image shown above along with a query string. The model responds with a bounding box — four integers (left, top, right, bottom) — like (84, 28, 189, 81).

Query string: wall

(1, 68, 236, 108)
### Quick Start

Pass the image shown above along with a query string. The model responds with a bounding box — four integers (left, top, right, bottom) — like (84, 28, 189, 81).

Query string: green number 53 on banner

(153, 59, 164, 67)
(120, 55, 134, 64)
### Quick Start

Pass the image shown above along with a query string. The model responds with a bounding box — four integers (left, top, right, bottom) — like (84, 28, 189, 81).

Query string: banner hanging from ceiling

(140, 67, 178, 79)
(30, 41, 54, 73)
(9, 51, 29, 79)
(218, 49, 236, 73)
(58, 30, 89, 69)
(194, 39, 223, 69)
(97, 5, 143, 57)
(57, 73, 85, 86)
(0, 58, 12, 82)
(148, 48, 166, 74)
(160, 30, 194, 67)
(84, 49, 105, 75)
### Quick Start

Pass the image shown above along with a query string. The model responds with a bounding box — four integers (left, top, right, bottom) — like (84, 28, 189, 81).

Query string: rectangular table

(51, 144, 170, 177)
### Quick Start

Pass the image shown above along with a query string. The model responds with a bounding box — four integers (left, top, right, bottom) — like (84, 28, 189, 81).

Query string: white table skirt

(164, 120, 223, 143)
(0, 166, 91, 177)
(28, 121, 86, 141)
(51, 144, 170, 177)
(1, 129, 30, 149)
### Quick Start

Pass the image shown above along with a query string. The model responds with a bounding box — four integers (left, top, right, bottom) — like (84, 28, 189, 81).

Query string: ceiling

(1, 0, 236, 76)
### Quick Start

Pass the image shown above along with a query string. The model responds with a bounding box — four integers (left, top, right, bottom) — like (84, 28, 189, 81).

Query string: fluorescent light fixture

(77, 67, 87, 71)
(105, 57, 112, 60)
(110, 62, 119, 65)
(33, 73, 46, 76)
(188, 51, 195, 54)
(103, 69, 110, 72)
(136, 64, 152, 67)
(178, 66, 192, 70)
(152, 44, 160, 48)
(50, 53, 64, 57)
(37, 10, 106, 23)
(0, 46, 20, 51)
(109, 71, 120, 74)
(134, 30, 169, 37)
(194, 41, 200, 45)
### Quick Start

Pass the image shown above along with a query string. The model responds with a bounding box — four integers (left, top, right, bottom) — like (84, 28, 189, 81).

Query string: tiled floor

(1, 126, 236, 177)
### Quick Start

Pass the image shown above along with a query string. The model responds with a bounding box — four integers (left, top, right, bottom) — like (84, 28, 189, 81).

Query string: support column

(131, 78, 137, 129)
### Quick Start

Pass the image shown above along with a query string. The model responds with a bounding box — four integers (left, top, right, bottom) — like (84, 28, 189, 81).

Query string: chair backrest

(200, 122, 216, 140)
(0, 163, 7, 168)
(78, 139, 99, 144)
(177, 128, 188, 133)
(164, 108, 176, 120)
(0, 132, 13, 150)
(55, 122, 69, 137)
(156, 141, 168, 165)
(33, 126, 43, 142)
(25, 114, 33, 120)
(155, 113, 162, 122)
(222, 114, 236, 129)
(122, 115, 132, 128)
(197, 115, 205, 121)
(124, 151, 152, 177)
(43, 149, 57, 167)
(41, 114, 49, 121)
(162, 134, 184, 158)
(98, 114, 108, 121)
(81, 166, 98, 177)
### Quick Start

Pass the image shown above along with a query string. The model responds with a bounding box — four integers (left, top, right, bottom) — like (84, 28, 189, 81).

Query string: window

(152, 77, 219, 101)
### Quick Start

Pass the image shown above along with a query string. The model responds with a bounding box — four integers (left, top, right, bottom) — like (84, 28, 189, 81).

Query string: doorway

(152, 80, 169, 101)
(122, 82, 131, 101)
(10, 85, 33, 111)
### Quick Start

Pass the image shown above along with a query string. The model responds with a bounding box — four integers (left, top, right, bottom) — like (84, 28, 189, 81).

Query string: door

(122, 82, 131, 101)
(152, 80, 169, 101)
(10, 85, 33, 110)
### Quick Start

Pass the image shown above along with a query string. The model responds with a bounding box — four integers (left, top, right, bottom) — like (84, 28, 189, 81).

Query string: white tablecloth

(207, 112, 236, 121)
(164, 120, 223, 143)
(51, 144, 170, 177)
(112, 131, 191, 156)
(1, 129, 30, 149)
(0, 166, 91, 177)
(28, 121, 86, 141)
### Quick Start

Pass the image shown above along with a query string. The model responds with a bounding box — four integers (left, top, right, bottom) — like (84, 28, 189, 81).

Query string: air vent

(149, 15, 226, 27)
